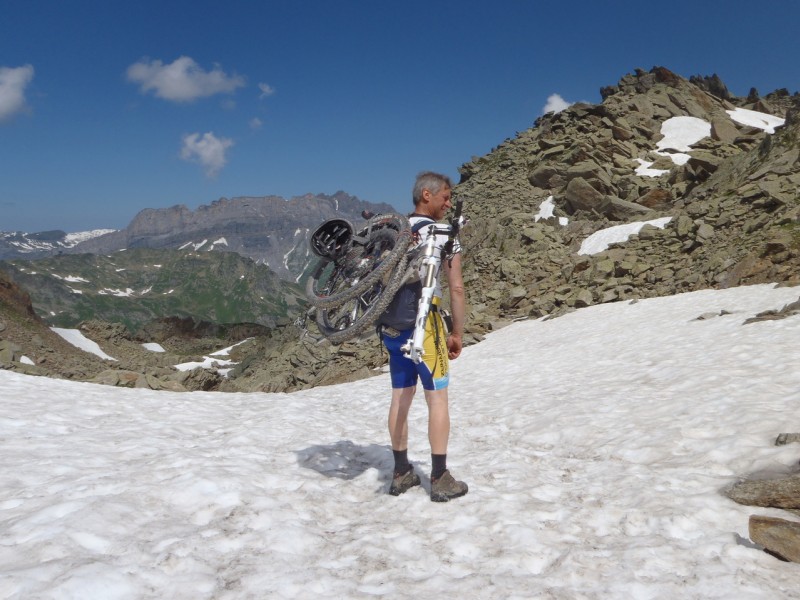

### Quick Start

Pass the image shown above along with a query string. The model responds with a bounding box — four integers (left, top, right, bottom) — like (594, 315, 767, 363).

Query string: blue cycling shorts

(382, 309, 450, 391)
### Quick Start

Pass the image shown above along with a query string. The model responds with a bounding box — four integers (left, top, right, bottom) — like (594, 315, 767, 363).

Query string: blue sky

(1, 0, 798, 233)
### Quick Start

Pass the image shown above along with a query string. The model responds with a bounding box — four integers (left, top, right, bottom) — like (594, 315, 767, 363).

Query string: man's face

(424, 186, 452, 220)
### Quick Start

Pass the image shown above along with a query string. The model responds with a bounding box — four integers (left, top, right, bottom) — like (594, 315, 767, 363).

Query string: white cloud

(0, 64, 35, 122)
(180, 132, 234, 177)
(258, 83, 275, 99)
(249, 117, 263, 130)
(542, 93, 572, 115)
(127, 56, 245, 102)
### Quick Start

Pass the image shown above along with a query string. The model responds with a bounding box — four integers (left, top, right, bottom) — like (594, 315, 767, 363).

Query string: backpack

(376, 217, 434, 331)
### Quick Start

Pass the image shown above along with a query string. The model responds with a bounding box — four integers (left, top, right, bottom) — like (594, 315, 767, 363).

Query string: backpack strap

(410, 217, 435, 234)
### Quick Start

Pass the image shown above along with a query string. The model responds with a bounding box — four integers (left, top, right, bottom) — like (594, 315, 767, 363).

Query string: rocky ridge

(0, 229, 116, 261)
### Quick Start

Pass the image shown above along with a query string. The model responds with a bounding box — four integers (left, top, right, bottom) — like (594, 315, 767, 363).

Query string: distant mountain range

(0, 191, 396, 282)
(1, 247, 306, 332)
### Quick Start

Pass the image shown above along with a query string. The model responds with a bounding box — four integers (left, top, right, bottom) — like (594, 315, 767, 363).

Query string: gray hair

(412, 171, 452, 206)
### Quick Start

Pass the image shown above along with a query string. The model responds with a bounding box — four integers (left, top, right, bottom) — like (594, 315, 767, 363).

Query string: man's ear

(420, 189, 432, 203)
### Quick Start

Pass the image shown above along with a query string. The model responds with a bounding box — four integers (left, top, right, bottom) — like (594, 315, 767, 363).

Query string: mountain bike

(306, 213, 412, 344)
(305, 200, 465, 348)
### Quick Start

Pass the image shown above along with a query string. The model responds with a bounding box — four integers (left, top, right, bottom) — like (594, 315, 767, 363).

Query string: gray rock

(726, 475, 800, 509)
(0, 340, 21, 365)
(775, 433, 800, 446)
(564, 177, 605, 213)
(601, 196, 654, 220)
(528, 165, 560, 188)
(695, 223, 715, 241)
(710, 116, 740, 143)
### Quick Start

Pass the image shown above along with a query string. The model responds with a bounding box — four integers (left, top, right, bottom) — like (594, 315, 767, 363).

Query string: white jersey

(408, 215, 462, 299)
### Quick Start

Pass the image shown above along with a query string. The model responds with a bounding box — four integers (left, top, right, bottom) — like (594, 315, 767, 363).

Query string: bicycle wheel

(305, 213, 411, 309)
(315, 252, 411, 345)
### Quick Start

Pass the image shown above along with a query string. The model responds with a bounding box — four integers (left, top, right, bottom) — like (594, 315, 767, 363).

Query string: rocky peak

(600, 66, 685, 99)
(452, 66, 799, 330)
(689, 73, 732, 101)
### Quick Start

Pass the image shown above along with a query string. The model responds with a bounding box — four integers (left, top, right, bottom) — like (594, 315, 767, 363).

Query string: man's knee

(424, 388, 449, 407)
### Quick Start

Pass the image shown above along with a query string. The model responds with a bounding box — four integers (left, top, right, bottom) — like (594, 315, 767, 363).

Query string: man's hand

(447, 333, 463, 359)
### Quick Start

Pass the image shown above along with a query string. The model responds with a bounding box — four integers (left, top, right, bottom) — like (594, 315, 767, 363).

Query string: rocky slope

(0, 264, 304, 391)
(453, 67, 799, 335)
(0, 269, 108, 381)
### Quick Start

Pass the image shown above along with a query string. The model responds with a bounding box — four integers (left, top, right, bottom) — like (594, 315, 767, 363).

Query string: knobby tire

(305, 213, 411, 310)
(315, 253, 411, 345)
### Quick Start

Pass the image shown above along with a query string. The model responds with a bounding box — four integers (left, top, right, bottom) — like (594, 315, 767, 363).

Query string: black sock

(393, 449, 411, 476)
(431, 454, 447, 480)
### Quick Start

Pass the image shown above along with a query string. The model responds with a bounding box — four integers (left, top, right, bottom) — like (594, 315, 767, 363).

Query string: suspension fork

(401, 231, 441, 363)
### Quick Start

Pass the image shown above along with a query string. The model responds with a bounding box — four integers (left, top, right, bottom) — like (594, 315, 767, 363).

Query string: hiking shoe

(430, 470, 468, 502)
(389, 467, 421, 496)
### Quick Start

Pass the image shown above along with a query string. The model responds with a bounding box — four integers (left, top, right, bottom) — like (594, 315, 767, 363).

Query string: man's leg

(388, 386, 415, 453)
(425, 387, 468, 502)
(424, 388, 450, 456)
(388, 386, 421, 495)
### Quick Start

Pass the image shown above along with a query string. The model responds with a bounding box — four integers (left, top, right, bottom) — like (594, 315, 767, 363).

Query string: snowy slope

(2, 284, 800, 598)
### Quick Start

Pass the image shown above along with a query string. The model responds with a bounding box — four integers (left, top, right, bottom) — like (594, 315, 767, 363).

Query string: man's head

(412, 171, 452, 220)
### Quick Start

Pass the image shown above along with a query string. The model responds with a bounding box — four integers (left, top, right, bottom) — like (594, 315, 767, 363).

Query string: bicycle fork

(401, 233, 440, 363)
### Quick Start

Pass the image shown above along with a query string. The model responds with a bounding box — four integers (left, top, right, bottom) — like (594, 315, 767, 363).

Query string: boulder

(528, 165, 560, 188)
(710, 116, 740, 143)
(0, 340, 21, 365)
(726, 475, 800, 509)
(750, 515, 800, 563)
(637, 188, 673, 210)
(564, 177, 605, 213)
(601, 196, 654, 220)
(775, 433, 800, 446)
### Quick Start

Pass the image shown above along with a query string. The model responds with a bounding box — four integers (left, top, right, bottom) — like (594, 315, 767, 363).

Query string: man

(380, 171, 468, 502)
